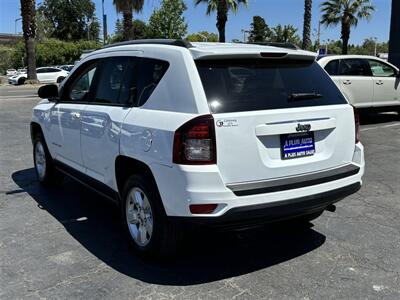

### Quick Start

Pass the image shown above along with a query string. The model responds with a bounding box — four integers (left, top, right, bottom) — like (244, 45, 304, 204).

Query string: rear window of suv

(196, 59, 347, 113)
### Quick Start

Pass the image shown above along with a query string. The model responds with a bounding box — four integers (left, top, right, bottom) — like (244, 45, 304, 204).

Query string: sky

(0, 0, 392, 45)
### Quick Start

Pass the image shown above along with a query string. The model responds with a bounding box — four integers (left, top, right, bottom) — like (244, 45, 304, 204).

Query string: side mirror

(38, 84, 58, 100)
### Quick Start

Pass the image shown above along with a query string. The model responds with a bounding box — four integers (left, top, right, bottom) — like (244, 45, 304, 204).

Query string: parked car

(59, 65, 74, 72)
(31, 40, 364, 257)
(317, 55, 400, 112)
(8, 67, 69, 85)
(5, 69, 17, 77)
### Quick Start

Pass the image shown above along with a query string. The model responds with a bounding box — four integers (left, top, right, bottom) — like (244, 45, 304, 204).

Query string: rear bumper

(152, 143, 365, 218)
(171, 182, 361, 229)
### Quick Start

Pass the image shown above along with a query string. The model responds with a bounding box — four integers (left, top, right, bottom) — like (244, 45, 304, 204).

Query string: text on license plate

(280, 132, 315, 160)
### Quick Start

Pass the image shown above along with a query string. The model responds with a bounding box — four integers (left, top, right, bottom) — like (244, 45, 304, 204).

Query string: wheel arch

(30, 122, 43, 144)
(115, 156, 162, 206)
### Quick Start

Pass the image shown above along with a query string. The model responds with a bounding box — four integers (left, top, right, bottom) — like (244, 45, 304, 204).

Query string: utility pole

(241, 29, 250, 43)
(102, 0, 107, 45)
(15, 17, 22, 35)
(87, 17, 92, 40)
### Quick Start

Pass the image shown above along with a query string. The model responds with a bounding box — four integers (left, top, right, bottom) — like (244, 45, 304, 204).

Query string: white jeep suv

(31, 40, 365, 257)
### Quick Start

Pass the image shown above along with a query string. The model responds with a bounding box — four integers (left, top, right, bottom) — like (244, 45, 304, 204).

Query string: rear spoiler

(191, 50, 316, 61)
(247, 42, 299, 50)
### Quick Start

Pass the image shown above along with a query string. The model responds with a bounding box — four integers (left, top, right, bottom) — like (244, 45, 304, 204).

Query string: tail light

(173, 115, 216, 165)
(353, 106, 360, 143)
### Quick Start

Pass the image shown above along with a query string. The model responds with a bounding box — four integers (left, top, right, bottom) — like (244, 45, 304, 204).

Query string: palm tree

(388, 0, 400, 68)
(302, 0, 312, 50)
(321, 0, 374, 54)
(113, 0, 144, 41)
(195, 0, 248, 42)
(20, 0, 37, 82)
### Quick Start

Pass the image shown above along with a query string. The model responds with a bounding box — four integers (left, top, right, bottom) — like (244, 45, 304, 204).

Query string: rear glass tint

(196, 59, 347, 113)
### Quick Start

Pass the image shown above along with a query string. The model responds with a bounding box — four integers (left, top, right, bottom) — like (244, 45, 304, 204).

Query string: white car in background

(8, 67, 69, 85)
(59, 65, 74, 72)
(317, 55, 400, 112)
(5, 69, 17, 77)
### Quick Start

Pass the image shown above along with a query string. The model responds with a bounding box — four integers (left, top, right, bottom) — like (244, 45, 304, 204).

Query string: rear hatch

(196, 58, 355, 184)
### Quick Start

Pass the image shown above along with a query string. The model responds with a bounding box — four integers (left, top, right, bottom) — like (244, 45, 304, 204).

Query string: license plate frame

(280, 132, 315, 160)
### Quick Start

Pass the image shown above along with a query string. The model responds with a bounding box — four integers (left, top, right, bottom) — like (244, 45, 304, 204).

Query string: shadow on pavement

(12, 168, 326, 286)
(359, 110, 399, 125)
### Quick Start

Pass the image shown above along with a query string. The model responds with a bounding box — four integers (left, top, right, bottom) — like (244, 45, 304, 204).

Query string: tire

(121, 174, 182, 258)
(56, 76, 65, 84)
(33, 132, 63, 186)
(18, 78, 25, 85)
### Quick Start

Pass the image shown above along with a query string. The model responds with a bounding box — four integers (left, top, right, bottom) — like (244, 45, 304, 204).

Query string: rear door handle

(342, 80, 352, 85)
(376, 81, 384, 85)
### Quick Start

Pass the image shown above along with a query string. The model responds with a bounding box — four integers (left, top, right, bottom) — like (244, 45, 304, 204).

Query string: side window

(48, 68, 59, 73)
(36, 68, 45, 74)
(368, 60, 396, 77)
(67, 63, 97, 102)
(324, 60, 339, 76)
(339, 59, 372, 76)
(134, 58, 169, 106)
(91, 57, 134, 105)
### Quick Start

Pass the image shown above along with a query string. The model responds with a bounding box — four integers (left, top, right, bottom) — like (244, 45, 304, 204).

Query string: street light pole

(87, 17, 92, 40)
(241, 29, 250, 43)
(102, 0, 107, 44)
(372, 37, 378, 57)
(15, 17, 22, 35)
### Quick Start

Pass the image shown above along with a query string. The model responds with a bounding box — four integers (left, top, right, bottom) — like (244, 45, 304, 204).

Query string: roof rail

(103, 39, 193, 49)
(248, 42, 299, 50)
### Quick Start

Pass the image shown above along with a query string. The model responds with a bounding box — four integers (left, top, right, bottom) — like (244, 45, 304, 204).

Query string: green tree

(302, 0, 312, 49)
(147, 0, 188, 39)
(115, 18, 124, 35)
(271, 25, 301, 45)
(39, 0, 100, 41)
(324, 39, 343, 54)
(20, 0, 37, 82)
(113, 0, 144, 41)
(195, 0, 248, 43)
(110, 19, 147, 43)
(35, 39, 100, 66)
(248, 16, 271, 43)
(35, 4, 54, 41)
(132, 19, 148, 39)
(0, 46, 19, 74)
(321, 0, 375, 54)
(348, 38, 389, 55)
(186, 31, 219, 42)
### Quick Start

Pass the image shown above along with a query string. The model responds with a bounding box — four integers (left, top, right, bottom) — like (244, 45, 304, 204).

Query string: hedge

(0, 39, 101, 73)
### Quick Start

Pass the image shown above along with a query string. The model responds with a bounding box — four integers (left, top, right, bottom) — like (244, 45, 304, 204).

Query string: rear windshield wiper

(288, 93, 323, 101)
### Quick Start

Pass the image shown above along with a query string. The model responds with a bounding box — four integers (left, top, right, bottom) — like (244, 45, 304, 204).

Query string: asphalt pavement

(0, 86, 399, 299)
